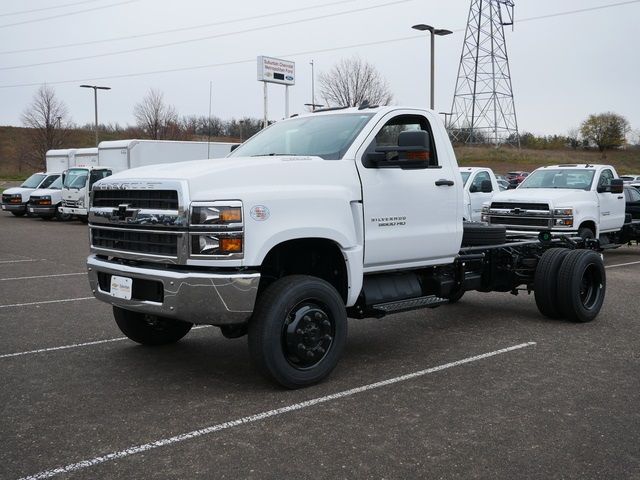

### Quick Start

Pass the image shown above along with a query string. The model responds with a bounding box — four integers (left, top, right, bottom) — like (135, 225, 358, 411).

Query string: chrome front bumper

(87, 254, 260, 325)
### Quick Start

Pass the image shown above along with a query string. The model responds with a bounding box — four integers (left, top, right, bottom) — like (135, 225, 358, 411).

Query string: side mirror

(480, 179, 493, 193)
(372, 130, 431, 169)
(611, 179, 624, 194)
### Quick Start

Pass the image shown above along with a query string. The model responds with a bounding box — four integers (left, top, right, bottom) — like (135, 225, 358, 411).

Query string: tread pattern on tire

(461, 222, 507, 247)
(556, 250, 606, 323)
(534, 248, 570, 319)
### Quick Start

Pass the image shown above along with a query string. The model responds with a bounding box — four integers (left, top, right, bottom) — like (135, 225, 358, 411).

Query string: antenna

(449, 0, 519, 147)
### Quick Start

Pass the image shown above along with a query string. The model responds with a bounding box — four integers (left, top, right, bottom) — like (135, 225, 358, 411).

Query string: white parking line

(0, 297, 95, 309)
(18, 342, 536, 480)
(0, 272, 86, 282)
(0, 326, 212, 359)
(605, 260, 640, 269)
(0, 259, 45, 265)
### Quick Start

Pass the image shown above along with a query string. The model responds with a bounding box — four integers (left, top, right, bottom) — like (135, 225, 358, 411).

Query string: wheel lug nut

(324, 334, 332, 341)
(306, 351, 315, 358)
(317, 347, 325, 354)
(297, 343, 306, 351)
(314, 312, 322, 320)
(303, 315, 311, 323)
(296, 329, 303, 335)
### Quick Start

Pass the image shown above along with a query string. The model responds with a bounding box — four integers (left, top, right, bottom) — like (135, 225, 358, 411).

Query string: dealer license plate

(109, 275, 132, 300)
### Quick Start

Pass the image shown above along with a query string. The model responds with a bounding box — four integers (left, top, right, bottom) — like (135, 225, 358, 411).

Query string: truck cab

(61, 166, 112, 222)
(483, 164, 626, 238)
(459, 167, 499, 222)
(2, 172, 61, 217)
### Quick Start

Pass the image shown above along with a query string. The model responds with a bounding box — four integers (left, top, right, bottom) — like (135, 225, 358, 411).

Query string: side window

(627, 188, 640, 202)
(470, 171, 490, 192)
(40, 175, 60, 189)
(598, 169, 614, 189)
(364, 114, 438, 168)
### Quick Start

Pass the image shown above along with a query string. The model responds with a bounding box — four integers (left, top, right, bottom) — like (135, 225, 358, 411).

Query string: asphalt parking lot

(1, 213, 639, 480)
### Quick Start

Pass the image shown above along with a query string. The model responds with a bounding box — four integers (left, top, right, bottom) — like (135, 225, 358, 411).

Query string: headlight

(77, 197, 85, 207)
(481, 205, 490, 214)
(38, 196, 52, 205)
(190, 201, 243, 258)
(191, 204, 242, 225)
(553, 208, 573, 216)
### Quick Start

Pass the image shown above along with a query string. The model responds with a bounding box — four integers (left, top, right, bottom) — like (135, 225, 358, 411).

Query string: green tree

(580, 112, 630, 153)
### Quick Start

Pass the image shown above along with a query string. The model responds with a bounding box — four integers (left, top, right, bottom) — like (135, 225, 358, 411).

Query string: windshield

(519, 169, 595, 190)
(21, 173, 46, 189)
(229, 113, 374, 160)
(460, 171, 471, 185)
(48, 177, 63, 189)
(64, 168, 89, 189)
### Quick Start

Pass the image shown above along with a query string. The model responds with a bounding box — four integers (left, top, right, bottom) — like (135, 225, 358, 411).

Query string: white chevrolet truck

(459, 167, 500, 222)
(87, 106, 608, 388)
(483, 164, 640, 248)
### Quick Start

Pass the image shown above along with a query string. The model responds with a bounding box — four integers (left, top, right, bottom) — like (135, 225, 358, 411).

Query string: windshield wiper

(251, 153, 296, 157)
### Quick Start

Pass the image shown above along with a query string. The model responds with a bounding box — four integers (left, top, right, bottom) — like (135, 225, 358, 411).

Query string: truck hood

(30, 187, 62, 197)
(490, 188, 592, 206)
(3, 187, 35, 200)
(97, 156, 362, 201)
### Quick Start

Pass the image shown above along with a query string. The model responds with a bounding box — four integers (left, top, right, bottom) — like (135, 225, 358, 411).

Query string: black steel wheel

(113, 306, 193, 345)
(248, 275, 347, 389)
(556, 250, 606, 323)
(578, 227, 595, 240)
(10, 211, 25, 217)
(534, 248, 571, 319)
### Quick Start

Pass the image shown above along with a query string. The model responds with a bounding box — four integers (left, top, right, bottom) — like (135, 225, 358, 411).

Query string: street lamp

(412, 24, 452, 110)
(80, 84, 111, 146)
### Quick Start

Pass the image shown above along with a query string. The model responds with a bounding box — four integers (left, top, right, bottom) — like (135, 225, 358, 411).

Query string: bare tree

(318, 56, 393, 107)
(21, 85, 70, 169)
(567, 127, 581, 150)
(133, 88, 178, 139)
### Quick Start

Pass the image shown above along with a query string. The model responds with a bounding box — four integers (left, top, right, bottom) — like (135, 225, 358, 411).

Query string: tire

(79, 215, 89, 224)
(41, 215, 54, 221)
(10, 211, 25, 217)
(248, 275, 347, 389)
(556, 250, 606, 323)
(534, 248, 571, 319)
(578, 227, 595, 240)
(55, 206, 71, 221)
(462, 221, 506, 247)
(113, 306, 193, 345)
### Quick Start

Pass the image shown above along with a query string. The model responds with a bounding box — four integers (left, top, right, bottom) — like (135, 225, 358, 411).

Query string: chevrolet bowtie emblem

(112, 203, 138, 222)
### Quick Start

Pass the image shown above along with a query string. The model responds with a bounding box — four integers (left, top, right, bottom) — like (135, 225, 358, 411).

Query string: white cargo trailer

(45, 149, 76, 173)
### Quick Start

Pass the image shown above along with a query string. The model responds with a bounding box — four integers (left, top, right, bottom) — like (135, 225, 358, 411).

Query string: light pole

(80, 84, 110, 146)
(412, 24, 452, 110)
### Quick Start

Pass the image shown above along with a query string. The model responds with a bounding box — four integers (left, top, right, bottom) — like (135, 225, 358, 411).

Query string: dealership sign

(257, 56, 295, 86)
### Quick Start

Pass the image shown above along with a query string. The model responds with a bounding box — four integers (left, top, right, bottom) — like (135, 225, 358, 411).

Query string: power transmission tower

(449, 0, 519, 146)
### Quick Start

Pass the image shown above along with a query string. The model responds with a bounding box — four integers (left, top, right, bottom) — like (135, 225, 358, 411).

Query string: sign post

(257, 55, 295, 128)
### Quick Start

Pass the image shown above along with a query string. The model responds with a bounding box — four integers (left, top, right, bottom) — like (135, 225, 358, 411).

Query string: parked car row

(2, 140, 237, 222)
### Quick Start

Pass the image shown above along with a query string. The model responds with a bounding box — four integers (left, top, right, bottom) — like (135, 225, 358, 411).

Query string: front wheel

(79, 215, 89, 224)
(113, 306, 193, 345)
(248, 275, 347, 389)
(11, 211, 25, 217)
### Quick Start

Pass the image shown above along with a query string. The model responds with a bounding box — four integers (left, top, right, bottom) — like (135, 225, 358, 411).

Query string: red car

(506, 171, 529, 187)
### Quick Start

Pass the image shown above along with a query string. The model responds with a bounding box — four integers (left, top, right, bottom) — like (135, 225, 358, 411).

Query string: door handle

(435, 179, 454, 186)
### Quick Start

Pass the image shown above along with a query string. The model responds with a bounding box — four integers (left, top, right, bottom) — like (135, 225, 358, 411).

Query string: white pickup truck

(459, 167, 500, 222)
(482, 164, 640, 247)
(86, 106, 607, 388)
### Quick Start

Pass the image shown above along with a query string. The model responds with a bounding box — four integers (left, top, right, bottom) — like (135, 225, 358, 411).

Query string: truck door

(355, 112, 462, 271)
(468, 170, 493, 222)
(597, 168, 625, 231)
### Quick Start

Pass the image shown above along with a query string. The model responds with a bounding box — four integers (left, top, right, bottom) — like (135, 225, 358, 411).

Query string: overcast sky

(0, 0, 638, 136)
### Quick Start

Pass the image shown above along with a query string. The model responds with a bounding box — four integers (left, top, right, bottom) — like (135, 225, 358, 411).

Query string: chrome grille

(489, 217, 551, 228)
(491, 202, 549, 210)
(91, 227, 179, 257)
(93, 190, 178, 210)
(63, 199, 81, 208)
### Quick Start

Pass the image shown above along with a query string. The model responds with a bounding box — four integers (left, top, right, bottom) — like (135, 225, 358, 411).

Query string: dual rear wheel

(534, 248, 605, 322)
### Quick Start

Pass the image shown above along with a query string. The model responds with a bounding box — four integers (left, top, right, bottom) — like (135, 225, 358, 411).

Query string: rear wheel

(556, 250, 606, 323)
(248, 275, 347, 389)
(113, 306, 193, 345)
(534, 248, 571, 319)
